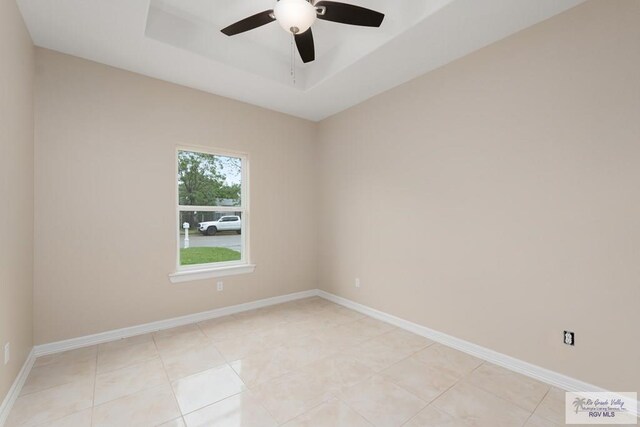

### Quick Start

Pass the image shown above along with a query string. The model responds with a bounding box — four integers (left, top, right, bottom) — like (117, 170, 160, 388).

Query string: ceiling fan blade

(294, 28, 315, 63)
(221, 10, 275, 36)
(315, 1, 384, 27)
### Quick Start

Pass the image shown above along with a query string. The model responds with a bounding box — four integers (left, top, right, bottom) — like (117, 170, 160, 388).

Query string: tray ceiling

(17, 0, 585, 120)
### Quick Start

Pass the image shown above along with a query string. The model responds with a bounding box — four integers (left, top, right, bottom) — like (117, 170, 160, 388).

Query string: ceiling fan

(221, 0, 385, 64)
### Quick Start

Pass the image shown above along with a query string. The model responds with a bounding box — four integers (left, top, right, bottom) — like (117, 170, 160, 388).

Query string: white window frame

(169, 145, 255, 283)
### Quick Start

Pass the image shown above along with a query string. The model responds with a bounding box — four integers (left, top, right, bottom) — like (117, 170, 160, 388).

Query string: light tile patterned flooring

(7, 297, 575, 426)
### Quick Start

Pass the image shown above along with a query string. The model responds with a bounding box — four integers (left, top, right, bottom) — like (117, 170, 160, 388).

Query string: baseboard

(34, 289, 318, 357)
(1, 290, 317, 425)
(10, 288, 635, 422)
(317, 290, 639, 417)
(0, 348, 35, 427)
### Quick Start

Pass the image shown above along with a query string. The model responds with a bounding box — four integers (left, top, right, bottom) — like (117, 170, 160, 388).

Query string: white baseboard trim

(34, 289, 318, 357)
(1, 290, 317, 425)
(317, 290, 639, 417)
(0, 348, 35, 427)
(8, 288, 634, 422)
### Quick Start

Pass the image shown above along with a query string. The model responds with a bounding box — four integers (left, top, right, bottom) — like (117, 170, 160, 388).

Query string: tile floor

(7, 297, 577, 426)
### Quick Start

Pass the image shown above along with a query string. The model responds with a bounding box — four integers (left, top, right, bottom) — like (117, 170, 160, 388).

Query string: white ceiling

(17, 0, 584, 121)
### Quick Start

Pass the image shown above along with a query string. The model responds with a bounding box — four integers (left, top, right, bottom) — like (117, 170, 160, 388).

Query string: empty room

(1, 0, 638, 426)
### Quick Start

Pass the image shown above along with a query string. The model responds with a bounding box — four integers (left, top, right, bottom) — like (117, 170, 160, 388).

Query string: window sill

(169, 264, 256, 283)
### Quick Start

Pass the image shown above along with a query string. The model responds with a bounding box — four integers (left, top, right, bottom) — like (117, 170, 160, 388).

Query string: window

(171, 148, 253, 282)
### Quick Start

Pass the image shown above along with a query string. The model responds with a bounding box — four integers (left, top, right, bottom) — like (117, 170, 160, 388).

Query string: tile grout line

(406, 360, 486, 424)
(15, 302, 338, 424)
(435, 369, 544, 427)
(91, 347, 98, 425)
(461, 363, 552, 419)
(32, 291, 319, 358)
(347, 313, 556, 425)
(10, 351, 99, 427)
(185, 305, 344, 425)
(214, 301, 362, 425)
(523, 387, 554, 426)
(13, 370, 86, 398)
(373, 339, 451, 404)
(18, 298, 554, 427)
(152, 331, 186, 425)
(316, 333, 437, 427)
(462, 360, 558, 423)
(173, 322, 265, 423)
(333, 390, 377, 427)
(216, 306, 361, 391)
(93, 340, 160, 376)
(152, 303, 366, 425)
(318, 290, 640, 420)
(7, 299, 319, 426)
(91, 346, 170, 413)
(9, 359, 71, 424)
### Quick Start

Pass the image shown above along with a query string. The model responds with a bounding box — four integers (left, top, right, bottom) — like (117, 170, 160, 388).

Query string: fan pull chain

(290, 35, 296, 86)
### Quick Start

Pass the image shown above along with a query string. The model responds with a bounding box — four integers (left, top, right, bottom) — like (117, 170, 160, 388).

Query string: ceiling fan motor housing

(274, 0, 318, 34)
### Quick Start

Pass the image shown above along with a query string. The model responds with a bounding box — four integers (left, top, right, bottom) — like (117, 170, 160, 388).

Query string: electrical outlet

(217, 281, 224, 292)
(355, 278, 361, 288)
(4, 342, 9, 365)
(564, 331, 575, 346)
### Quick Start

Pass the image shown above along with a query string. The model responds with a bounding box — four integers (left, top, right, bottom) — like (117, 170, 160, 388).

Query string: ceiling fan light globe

(274, 0, 317, 34)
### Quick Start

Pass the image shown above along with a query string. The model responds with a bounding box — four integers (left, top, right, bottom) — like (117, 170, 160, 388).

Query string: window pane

(179, 211, 243, 266)
(178, 150, 242, 207)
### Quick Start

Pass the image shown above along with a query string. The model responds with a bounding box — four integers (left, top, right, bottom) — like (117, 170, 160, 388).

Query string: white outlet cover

(355, 278, 361, 288)
(4, 342, 9, 365)
(217, 282, 224, 291)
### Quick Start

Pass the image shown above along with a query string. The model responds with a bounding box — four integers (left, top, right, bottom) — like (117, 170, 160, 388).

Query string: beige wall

(34, 49, 318, 344)
(0, 0, 34, 403)
(28, 0, 639, 394)
(317, 0, 639, 392)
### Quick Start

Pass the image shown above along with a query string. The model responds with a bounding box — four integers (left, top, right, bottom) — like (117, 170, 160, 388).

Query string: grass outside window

(180, 247, 241, 265)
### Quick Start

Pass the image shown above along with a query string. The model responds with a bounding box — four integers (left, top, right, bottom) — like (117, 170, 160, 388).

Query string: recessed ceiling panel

(146, 0, 432, 90)
(17, 0, 586, 120)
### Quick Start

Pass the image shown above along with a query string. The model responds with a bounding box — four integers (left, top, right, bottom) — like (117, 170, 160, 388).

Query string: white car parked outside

(198, 215, 242, 235)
